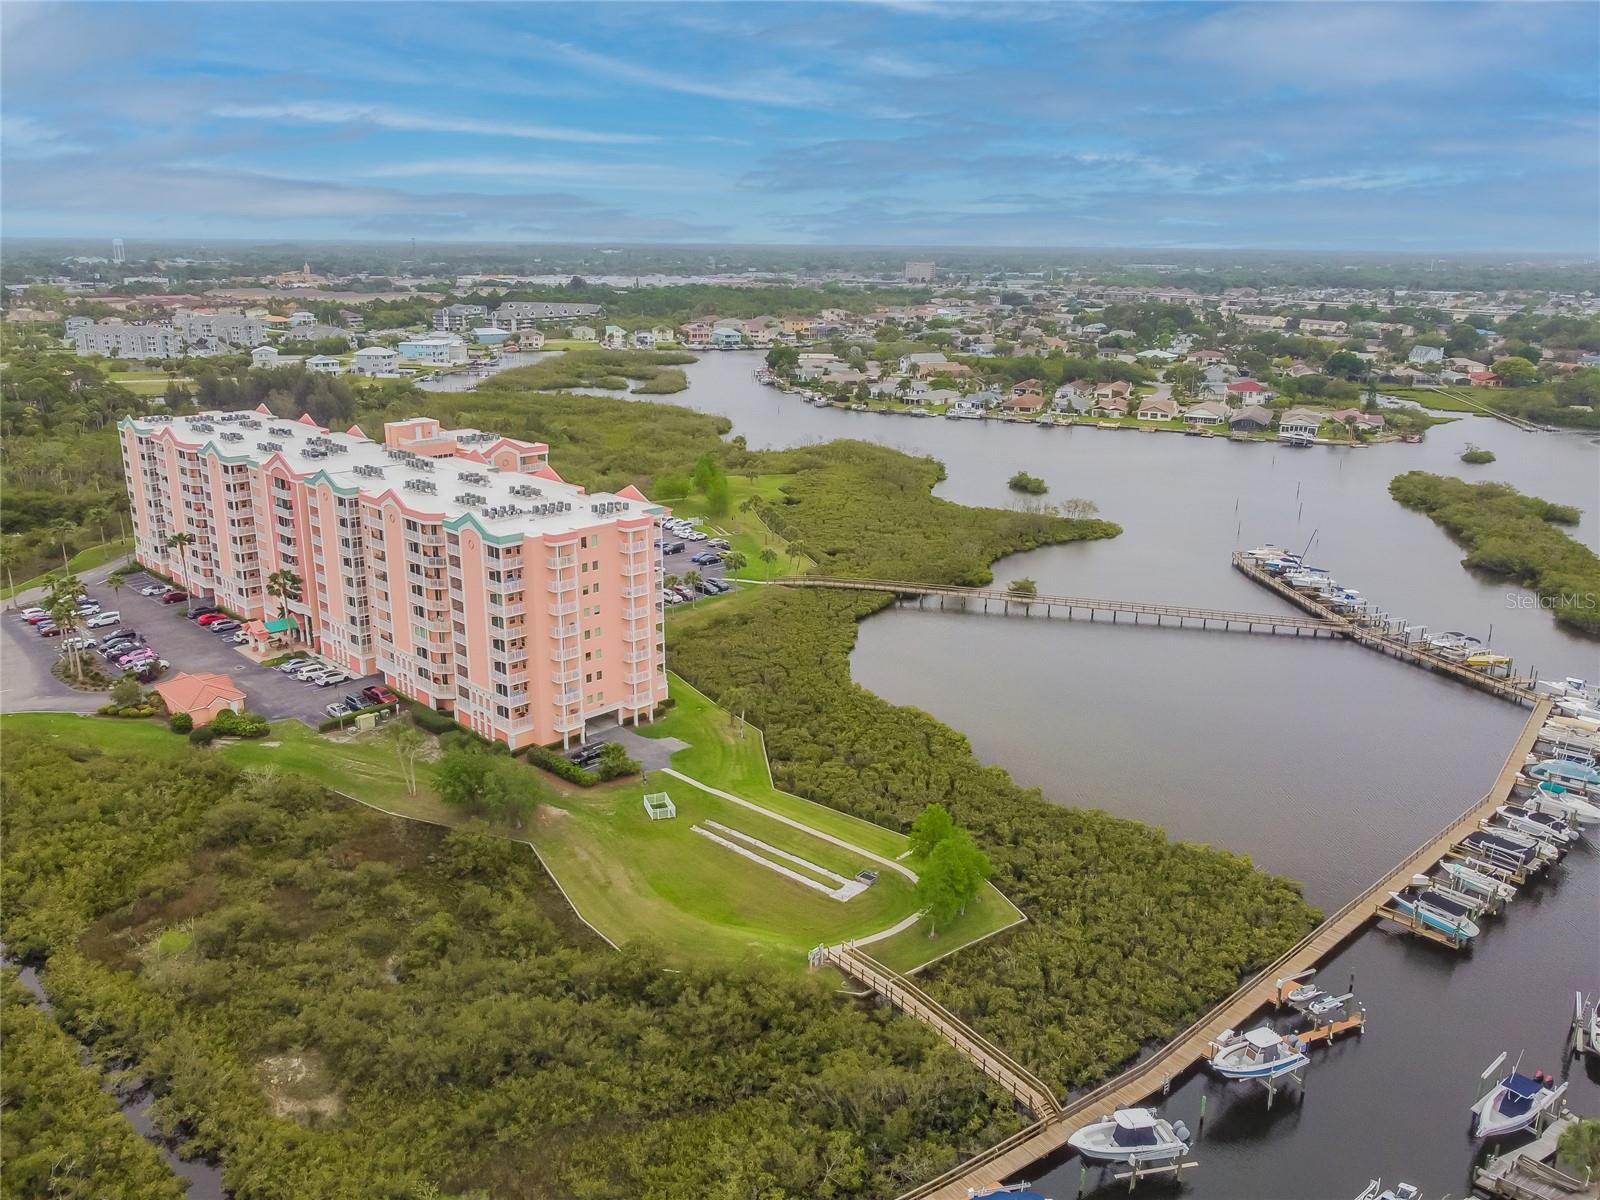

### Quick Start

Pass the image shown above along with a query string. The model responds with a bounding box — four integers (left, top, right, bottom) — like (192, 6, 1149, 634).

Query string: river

(664, 351, 1600, 1199)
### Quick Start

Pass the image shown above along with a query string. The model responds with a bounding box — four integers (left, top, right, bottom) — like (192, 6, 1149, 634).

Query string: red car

(196, 612, 229, 625)
(37, 623, 61, 637)
(362, 684, 399, 705)
(160, 591, 187, 604)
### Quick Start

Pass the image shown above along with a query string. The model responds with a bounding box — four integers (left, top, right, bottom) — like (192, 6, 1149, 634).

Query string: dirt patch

(536, 805, 570, 828)
(80, 876, 222, 971)
(256, 1051, 342, 1125)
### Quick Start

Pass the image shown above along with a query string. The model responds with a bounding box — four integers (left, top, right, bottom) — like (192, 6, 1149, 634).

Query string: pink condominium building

(119, 408, 669, 748)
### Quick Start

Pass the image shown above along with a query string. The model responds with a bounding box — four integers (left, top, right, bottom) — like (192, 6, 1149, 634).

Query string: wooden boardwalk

(892, 698, 1553, 1200)
(822, 946, 1063, 1120)
(1230, 554, 1541, 706)
(771, 576, 1344, 636)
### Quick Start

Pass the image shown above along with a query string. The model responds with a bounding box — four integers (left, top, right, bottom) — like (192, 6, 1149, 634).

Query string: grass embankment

(3, 540, 134, 598)
(665, 472, 816, 581)
(479, 347, 694, 395)
(3, 670, 1003, 971)
(1391, 384, 1600, 429)
(1390, 471, 1598, 637)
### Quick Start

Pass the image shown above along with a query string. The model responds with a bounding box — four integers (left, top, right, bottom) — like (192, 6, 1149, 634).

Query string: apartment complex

(66, 317, 184, 358)
(489, 301, 603, 330)
(119, 410, 669, 748)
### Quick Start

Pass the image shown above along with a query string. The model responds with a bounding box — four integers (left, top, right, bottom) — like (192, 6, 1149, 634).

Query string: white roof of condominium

(125, 411, 660, 537)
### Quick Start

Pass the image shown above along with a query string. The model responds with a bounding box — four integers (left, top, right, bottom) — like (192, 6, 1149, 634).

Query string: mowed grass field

(4, 676, 1024, 973)
(664, 474, 816, 581)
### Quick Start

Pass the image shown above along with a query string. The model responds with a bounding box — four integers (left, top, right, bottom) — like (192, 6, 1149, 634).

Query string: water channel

(664, 351, 1600, 1199)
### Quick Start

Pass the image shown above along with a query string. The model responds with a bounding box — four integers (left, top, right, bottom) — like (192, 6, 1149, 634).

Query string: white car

(18, 607, 46, 621)
(62, 636, 98, 651)
(685, 531, 708, 541)
(87, 611, 121, 627)
(138, 585, 166, 596)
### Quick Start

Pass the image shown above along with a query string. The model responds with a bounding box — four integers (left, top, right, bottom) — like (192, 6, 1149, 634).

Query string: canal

(667, 351, 1600, 1199)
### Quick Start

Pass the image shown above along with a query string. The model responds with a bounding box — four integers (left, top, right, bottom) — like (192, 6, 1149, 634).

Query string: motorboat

(1494, 804, 1578, 846)
(1066, 1107, 1191, 1164)
(1536, 675, 1595, 702)
(1387, 887, 1480, 942)
(1555, 695, 1600, 722)
(1526, 787, 1600, 828)
(969, 1187, 1049, 1200)
(1247, 545, 1289, 561)
(1205, 1026, 1310, 1080)
(1305, 992, 1355, 1020)
(1457, 828, 1546, 875)
(1471, 1069, 1566, 1139)
(1439, 861, 1517, 903)
(1354, 1183, 1420, 1200)
(1480, 820, 1562, 863)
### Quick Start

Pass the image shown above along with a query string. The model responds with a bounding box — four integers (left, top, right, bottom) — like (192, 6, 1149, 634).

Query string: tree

(722, 550, 747, 574)
(434, 747, 492, 810)
(908, 803, 955, 859)
(720, 687, 751, 739)
(50, 518, 77, 569)
(759, 547, 780, 577)
(1558, 1118, 1600, 1176)
(914, 846, 966, 936)
(1167, 363, 1202, 401)
(765, 345, 799, 374)
(1060, 497, 1100, 521)
(164, 531, 196, 613)
(265, 568, 301, 631)
(434, 747, 542, 828)
(1491, 356, 1538, 387)
(387, 721, 425, 797)
(107, 567, 131, 606)
(110, 675, 142, 707)
(1324, 350, 1365, 380)
(1009, 577, 1038, 596)
(46, 572, 87, 680)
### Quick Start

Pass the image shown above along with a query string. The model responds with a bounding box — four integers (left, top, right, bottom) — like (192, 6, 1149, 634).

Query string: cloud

(354, 157, 713, 191)
(521, 38, 840, 108)
(213, 101, 655, 145)
(0, 113, 86, 156)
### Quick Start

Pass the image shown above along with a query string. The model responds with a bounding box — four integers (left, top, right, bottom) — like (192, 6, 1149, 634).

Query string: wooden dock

(892, 698, 1553, 1200)
(771, 576, 1345, 636)
(1474, 1117, 1599, 1199)
(1230, 554, 1541, 706)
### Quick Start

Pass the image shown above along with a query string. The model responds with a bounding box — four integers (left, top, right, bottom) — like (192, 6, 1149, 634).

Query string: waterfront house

(1136, 396, 1180, 421)
(968, 388, 1002, 410)
(1091, 396, 1130, 418)
(1227, 378, 1274, 401)
(602, 325, 627, 349)
(711, 327, 745, 350)
(899, 351, 948, 375)
(1229, 404, 1273, 433)
(396, 335, 468, 366)
(1330, 408, 1385, 432)
(1093, 380, 1133, 402)
(517, 329, 546, 351)
(917, 360, 974, 380)
(632, 329, 657, 349)
(1279, 409, 1323, 442)
(1054, 379, 1094, 411)
(1183, 400, 1231, 426)
(651, 326, 674, 346)
(679, 322, 712, 349)
(1407, 344, 1444, 365)
(1004, 380, 1047, 415)
(252, 345, 281, 368)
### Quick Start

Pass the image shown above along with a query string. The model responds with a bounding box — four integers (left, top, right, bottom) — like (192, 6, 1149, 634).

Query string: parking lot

(658, 527, 734, 609)
(0, 570, 388, 726)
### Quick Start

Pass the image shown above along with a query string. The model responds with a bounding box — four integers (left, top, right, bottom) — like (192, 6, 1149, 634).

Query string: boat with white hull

(1066, 1108, 1191, 1164)
(1354, 1183, 1420, 1200)
(1438, 861, 1517, 903)
(1205, 1026, 1309, 1080)
(1527, 788, 1600, 829)
(1388, 887, 1480, 941)
(1457, 828, 1545, 875)
(1470, 1068, 1566, 1139)
(1494, 804, 1577, 846)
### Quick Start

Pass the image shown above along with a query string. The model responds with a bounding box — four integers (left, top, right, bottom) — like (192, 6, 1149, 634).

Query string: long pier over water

(874, 698, 1552, 1200)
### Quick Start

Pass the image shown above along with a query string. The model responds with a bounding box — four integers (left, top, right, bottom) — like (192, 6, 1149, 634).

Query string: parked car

(117, 650, 155, 668)
(209, 620, 242, 634)
(314, 673, 348, 688)
(195, 612, 227, 625)
(325, 702, 353, 720)
(707, 539, 731, 550)
(128, 659, 170, 682)
(138, 584, 167, 597)
(671, 586, 696, 602)
(228, 632, 251, 644)
(361, 685, 398, 705)
(706, 579, 732, 594)
(276, 658, 311, 673)
(189, 606, 222, 621)
(662, 541, 686, 555)
(342, 692, 370, 712)
(37, 623, 61, 637)
(86, 611, 121, 628)
(23, 610, 53, 625)
(62, 635, 98, 651)
(696, 579, 721, 595)
(662, 592, 681, 605)
(160, 591, 187, 604)
(690, 552, 722, 565)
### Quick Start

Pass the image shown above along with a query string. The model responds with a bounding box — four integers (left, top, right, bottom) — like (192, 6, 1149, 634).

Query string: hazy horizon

(4, 2, 1596, 254)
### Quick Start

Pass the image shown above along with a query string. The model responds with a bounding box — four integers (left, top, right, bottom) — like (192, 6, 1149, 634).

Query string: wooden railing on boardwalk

(823, 946, 1063, 1120)
(893, 698, 1552, 1200)
(1230, 554, 1540, 706)
(770, 576, 1344, 636)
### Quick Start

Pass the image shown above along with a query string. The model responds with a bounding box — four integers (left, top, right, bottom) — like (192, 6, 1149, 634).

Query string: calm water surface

(670, 352, 1600, 1199)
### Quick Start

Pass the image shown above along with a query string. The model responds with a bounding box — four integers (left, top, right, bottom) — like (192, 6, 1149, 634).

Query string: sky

(3, 1, 1597, 252)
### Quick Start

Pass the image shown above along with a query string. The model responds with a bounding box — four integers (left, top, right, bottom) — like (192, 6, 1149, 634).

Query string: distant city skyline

(3, 1, 1597, 252)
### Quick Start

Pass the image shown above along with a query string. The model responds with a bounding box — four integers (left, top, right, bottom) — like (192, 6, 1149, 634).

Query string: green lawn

(3, 681, 1025, 973)
(666, 474, 815, 580)
(1388, 386, 1495, 413)
(4, 540, 134, 598)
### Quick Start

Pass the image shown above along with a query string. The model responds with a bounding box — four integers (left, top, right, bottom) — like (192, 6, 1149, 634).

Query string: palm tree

(51, 518, 77, 570)
(46, 573, 87, 681)
(107, 567, 130, 608)
(164, 531, 196, 614)
(86, 505, 112, 543)
(265, 568, 302, 637)
(759, 546, 779, 579)
(722, 550, 748, 576)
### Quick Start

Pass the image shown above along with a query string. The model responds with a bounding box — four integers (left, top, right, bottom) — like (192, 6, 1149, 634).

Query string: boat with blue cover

(1387, 887, 1480, 942)
(1470, 1069, 1567, 1139)
(1528, 758, 1600, 793)
(1066, 1107, 1190, 1164)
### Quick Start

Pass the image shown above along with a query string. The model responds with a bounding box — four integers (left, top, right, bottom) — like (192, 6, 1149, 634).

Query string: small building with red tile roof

(155, 672, 246, 727)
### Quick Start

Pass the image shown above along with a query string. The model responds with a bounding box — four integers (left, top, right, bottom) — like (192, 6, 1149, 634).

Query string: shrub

(408, 702, 459, 735)
(1460, 446, 1496, 464)
(168, 712, 194, 734)
(525, 744, 598, 787)
(210, 710, 269, 738)
(1007, 470, 1048, 495)
(188, 725, 217, 745)
(109, 675, 143, 708)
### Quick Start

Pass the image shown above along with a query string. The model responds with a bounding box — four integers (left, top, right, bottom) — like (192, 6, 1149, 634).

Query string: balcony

(554, 715, 584, 734)
(488, 598, 527, 619)
(553, 688, 580, 706)
(621, 561, 649, 576)
(623, 649, 651, 665)
(546, 576, 577, 594)
(623, 605, 651, 621)
(625, 670, 653, 686)
(551, 667, 580, 685)
(621, 584, 650, 600)
(546, 553, 576, 569)
(623, 628, 649, 642)
(548, 600, 577, 618)
(548, 623, 578, 640)
(551, 646, 579, 663)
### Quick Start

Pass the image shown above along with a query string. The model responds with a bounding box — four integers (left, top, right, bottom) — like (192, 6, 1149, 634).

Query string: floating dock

(1473, 1116, 1599, 1199)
